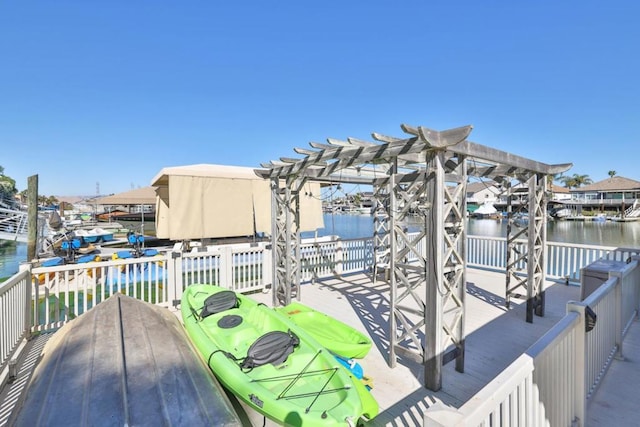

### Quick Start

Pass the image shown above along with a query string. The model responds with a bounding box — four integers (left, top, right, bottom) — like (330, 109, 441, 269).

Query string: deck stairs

(622, 200, 640, 218)
(0, 202, 51, 245)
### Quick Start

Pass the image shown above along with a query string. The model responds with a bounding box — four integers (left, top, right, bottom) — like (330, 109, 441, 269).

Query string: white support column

(611, 270, 625, 360)
(21, 263, 32, 338)
(221, 246, 234, 290)
(567, 301, 587, 427)
(166, 250, 181, 308)
(388, 159, 398, 368)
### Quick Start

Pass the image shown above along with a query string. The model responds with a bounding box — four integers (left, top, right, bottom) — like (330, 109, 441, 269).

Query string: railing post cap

(423, 403, 465, 426)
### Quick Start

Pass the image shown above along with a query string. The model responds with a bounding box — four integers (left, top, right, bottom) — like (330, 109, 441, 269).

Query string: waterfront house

(569, 176, 640, 216)
(466, 180, 500, 212)
(468, 181, 571, 214)
(550, 183, 571, 201)
(570, 176, 640, 202)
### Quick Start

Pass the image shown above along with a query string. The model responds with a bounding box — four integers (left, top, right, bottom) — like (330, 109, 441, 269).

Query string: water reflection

(313, 214, 640, 249)
(548, 220, 640, 247)
(0, 242, 26, 278)
(307, 214, 378, 240)
(467, 219, 506, 238)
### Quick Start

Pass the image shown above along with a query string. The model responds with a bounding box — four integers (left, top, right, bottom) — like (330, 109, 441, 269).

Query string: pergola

(255, 124, 571, 391)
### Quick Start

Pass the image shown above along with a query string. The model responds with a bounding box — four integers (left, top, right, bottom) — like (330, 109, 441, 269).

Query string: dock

(3, 259, 640, 426)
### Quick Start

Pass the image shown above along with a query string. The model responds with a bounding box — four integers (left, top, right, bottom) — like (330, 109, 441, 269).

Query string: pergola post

(387, 157, 432, 369)
(527, 173, 547, 319)
(372, 181, 390, 278)
(424, 151, 467, 389)
(270, 176, 303, 306)
(505, 178, 529, 309)
(505, 174, 548, 322)
(388, 159, 399, 367)
(424, 152, 445, 390)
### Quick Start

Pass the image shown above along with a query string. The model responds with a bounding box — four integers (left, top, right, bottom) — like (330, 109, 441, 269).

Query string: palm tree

(573, 174, 593, 187)
(559, 175, 578, 189)
(608, 170, 617, 178)
(560, 173, 593, 189)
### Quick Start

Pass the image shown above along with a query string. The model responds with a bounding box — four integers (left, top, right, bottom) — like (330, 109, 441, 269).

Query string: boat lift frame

(255, 123, 571, 391)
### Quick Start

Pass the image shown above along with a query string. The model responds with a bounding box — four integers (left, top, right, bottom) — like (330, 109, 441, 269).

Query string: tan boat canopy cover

(94, 186, 157, 206)
(151, 164, 323, 240)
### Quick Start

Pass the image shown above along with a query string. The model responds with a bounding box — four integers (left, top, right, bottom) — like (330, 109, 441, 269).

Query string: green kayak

(181, 284, 378, 427)
(276, 302, 373, 359)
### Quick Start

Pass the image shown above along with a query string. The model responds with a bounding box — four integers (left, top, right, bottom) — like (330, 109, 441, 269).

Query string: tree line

(0, 166, 60, 207)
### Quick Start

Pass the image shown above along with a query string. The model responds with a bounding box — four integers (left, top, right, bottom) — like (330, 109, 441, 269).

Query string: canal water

(3, 215, 640, 280)
(0, 241, 27, 280)
(311, 214, 640, 248)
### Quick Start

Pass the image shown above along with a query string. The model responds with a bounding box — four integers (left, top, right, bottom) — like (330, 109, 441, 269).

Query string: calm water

(310, 214, 640, 248)
(3, 215, 640, 279)
(0, 241, 27, 279)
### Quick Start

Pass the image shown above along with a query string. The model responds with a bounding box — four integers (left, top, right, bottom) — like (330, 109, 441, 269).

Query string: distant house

(94, 186, 158, 220)
(570, 176, 640, 202)
(565, 176, 640, 216)
(466, 181, 500, 212)
(550, 184, 571, 202)
(468, 180, 572, 212)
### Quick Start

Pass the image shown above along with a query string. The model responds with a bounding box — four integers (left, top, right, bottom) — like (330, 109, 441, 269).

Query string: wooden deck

(247, 269, 581, 426)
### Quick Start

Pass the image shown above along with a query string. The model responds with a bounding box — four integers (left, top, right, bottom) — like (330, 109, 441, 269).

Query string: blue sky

(1, 1, 638, 196)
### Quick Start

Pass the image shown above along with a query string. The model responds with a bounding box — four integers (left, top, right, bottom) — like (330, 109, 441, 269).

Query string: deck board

(587, 316, 640, 426)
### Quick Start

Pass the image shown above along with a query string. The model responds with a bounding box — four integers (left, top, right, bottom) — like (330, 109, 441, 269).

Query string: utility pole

(95, 181, 99, 219)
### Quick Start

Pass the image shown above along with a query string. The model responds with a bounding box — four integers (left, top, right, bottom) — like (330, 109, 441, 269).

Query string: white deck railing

(300, 237, 372, 281)
(466, 235, 640, 283)
(4, 234, 640, 334)
(29, 242, 271, 332)
(0, 265, 30, 388)
(425, 257, 640, 426)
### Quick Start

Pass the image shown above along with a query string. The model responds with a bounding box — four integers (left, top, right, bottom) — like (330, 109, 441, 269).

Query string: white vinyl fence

(467, 235, 640, 283)
(0, 265, 30, 389)
(30, 243, 271, 332)
(6, 234, 640, 335)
